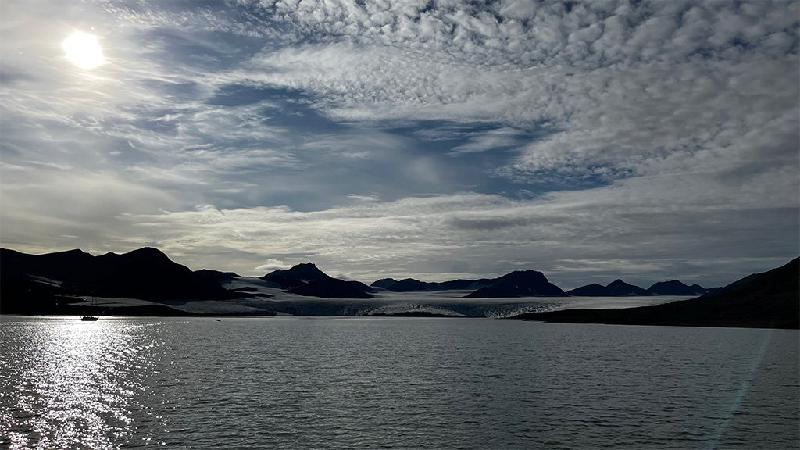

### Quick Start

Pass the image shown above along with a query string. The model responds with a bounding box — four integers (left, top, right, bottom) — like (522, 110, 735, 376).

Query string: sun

(62, 31, 105, 70)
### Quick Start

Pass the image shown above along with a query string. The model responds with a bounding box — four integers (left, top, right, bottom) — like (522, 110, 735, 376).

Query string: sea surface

(1, 316, 798, 449)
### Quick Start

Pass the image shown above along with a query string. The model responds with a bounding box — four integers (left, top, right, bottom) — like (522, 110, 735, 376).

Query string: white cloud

(447, 127, 525, 155)
(254, 258, 290, 273)
(106, 164, 798, 287)
(1, 0, 797, 287)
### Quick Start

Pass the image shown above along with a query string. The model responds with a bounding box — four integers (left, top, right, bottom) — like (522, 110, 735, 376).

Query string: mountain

(465, 270, 565, 298)
(371, 278, 404, 290)
(437, 279, 493, 290)
(509, 257, 799, 329)
(371, 277, 493, 291)
(263, 263, 327, 288)
(262, 263, 372, 298)
(0, 247, 241, 314)
(568, 279, 648, 296)
(647, 280, 707, 295)
(291, 279, 373, 298)
(566, 283, 606, 296)
(371, 278, 435, 291)
(194, 269, 240, 285)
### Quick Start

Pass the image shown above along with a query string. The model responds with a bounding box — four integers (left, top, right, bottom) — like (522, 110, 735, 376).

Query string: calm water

(1, 317, 798, 449)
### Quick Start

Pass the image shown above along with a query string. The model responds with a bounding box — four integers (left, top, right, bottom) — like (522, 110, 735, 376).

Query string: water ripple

(1, 317, 798, 449)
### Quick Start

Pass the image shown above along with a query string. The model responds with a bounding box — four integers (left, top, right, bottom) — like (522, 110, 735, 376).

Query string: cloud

(447, 127, 526, 155)
(1, 0, 797, 287)
(102, 165, 798, 287)
(254, 258, 290, 273)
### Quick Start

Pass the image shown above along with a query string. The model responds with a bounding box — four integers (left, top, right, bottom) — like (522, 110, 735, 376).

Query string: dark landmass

(375, 274, 706, 298)
(568, 279, 649, 296)
(4, 245, 792, 326)
(372, 278, 436, 291)
(371, 277, 492, 291)
(262, 263, 373, 298)
(194, 269, 240, 284)
(0, 247, 242, 314)
(646, 280, 707, 295)
(262, 262, 326, 288)
(509, 257, 799, 329)
(465, 270, 565, 298)
(291, 279, 373, 298)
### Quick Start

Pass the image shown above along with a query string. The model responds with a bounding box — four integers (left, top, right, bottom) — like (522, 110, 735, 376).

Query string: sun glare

(62, 31, 105, 70)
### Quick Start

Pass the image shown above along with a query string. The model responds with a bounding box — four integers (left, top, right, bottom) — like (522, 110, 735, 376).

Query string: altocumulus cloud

(0, 0, 797, 287)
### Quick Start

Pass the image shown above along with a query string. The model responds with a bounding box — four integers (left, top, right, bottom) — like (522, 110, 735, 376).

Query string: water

(1, 316, 798, 449)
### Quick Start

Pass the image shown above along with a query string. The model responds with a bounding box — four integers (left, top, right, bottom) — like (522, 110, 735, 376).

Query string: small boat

(81, 295, 99, 321)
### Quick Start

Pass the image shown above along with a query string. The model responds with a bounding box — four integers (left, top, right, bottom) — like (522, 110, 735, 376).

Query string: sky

(0, 0, 798, 288)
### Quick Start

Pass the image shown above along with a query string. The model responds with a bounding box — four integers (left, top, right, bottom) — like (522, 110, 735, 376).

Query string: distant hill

(646, 280, 707, 295)
(568, 279, 648, 296)
(465, 270, 565, 298)
(510, 257, 799, 329)
(194, 269, 240, 284)
(262, 263, 372, 298)
(374, 274, 708, 298)
(0, 247, 241, 314)
(371, 278, 435, 291)
(371, 277, 492, 292)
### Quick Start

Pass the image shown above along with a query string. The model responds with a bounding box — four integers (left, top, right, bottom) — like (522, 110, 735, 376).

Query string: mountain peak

(44, 248, 94, 258)
(262, 262, 328, 287)
(261, 262, 372, 298)
(286, 262, 325, 276)
(504, 270, 547, 280)
(568, 279, 647, 296)
(125, 247, 167, 256)
(647, 280, 706, 295)
(465, 269, 563, 298)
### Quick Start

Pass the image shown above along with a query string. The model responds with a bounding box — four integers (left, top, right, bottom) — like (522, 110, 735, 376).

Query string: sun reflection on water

(0, 317, 165, 448)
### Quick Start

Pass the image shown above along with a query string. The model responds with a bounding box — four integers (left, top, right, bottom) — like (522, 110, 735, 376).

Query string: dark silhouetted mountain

(510, 257, 799, 329)
(194, 269, 240, 285)
(606, 279, 649, 296)
(370, 278, 435, 291)
(291, 279, 372, 298)
(567, 283, 606, 296)
(647, 280, 707, 295)
(262, 263, 327, 288)
(0, 247, 241, 313)
(465, 270, 565, 298)
(371, 277, 493, 291)
(263, 263, 372, 298)
(437, 279, 493, 290)
(568, 279, 648, 296)
(371, 278, 401, 289)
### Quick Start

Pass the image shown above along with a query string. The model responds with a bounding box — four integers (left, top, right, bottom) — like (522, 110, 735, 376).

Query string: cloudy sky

(1, 0, 798, 287)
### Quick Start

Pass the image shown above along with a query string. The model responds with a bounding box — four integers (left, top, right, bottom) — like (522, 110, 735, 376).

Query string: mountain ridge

(508, 257, 799, 329)
(262, 263, 373, 298)
(4, 246, 786, 319)
(569, 279, 650, 296)
(465, 270, 566, 298)
(0, 247, 241, 314)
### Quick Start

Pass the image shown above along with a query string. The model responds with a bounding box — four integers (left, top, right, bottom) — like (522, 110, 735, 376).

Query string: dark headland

(508, 257, 799, 329)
